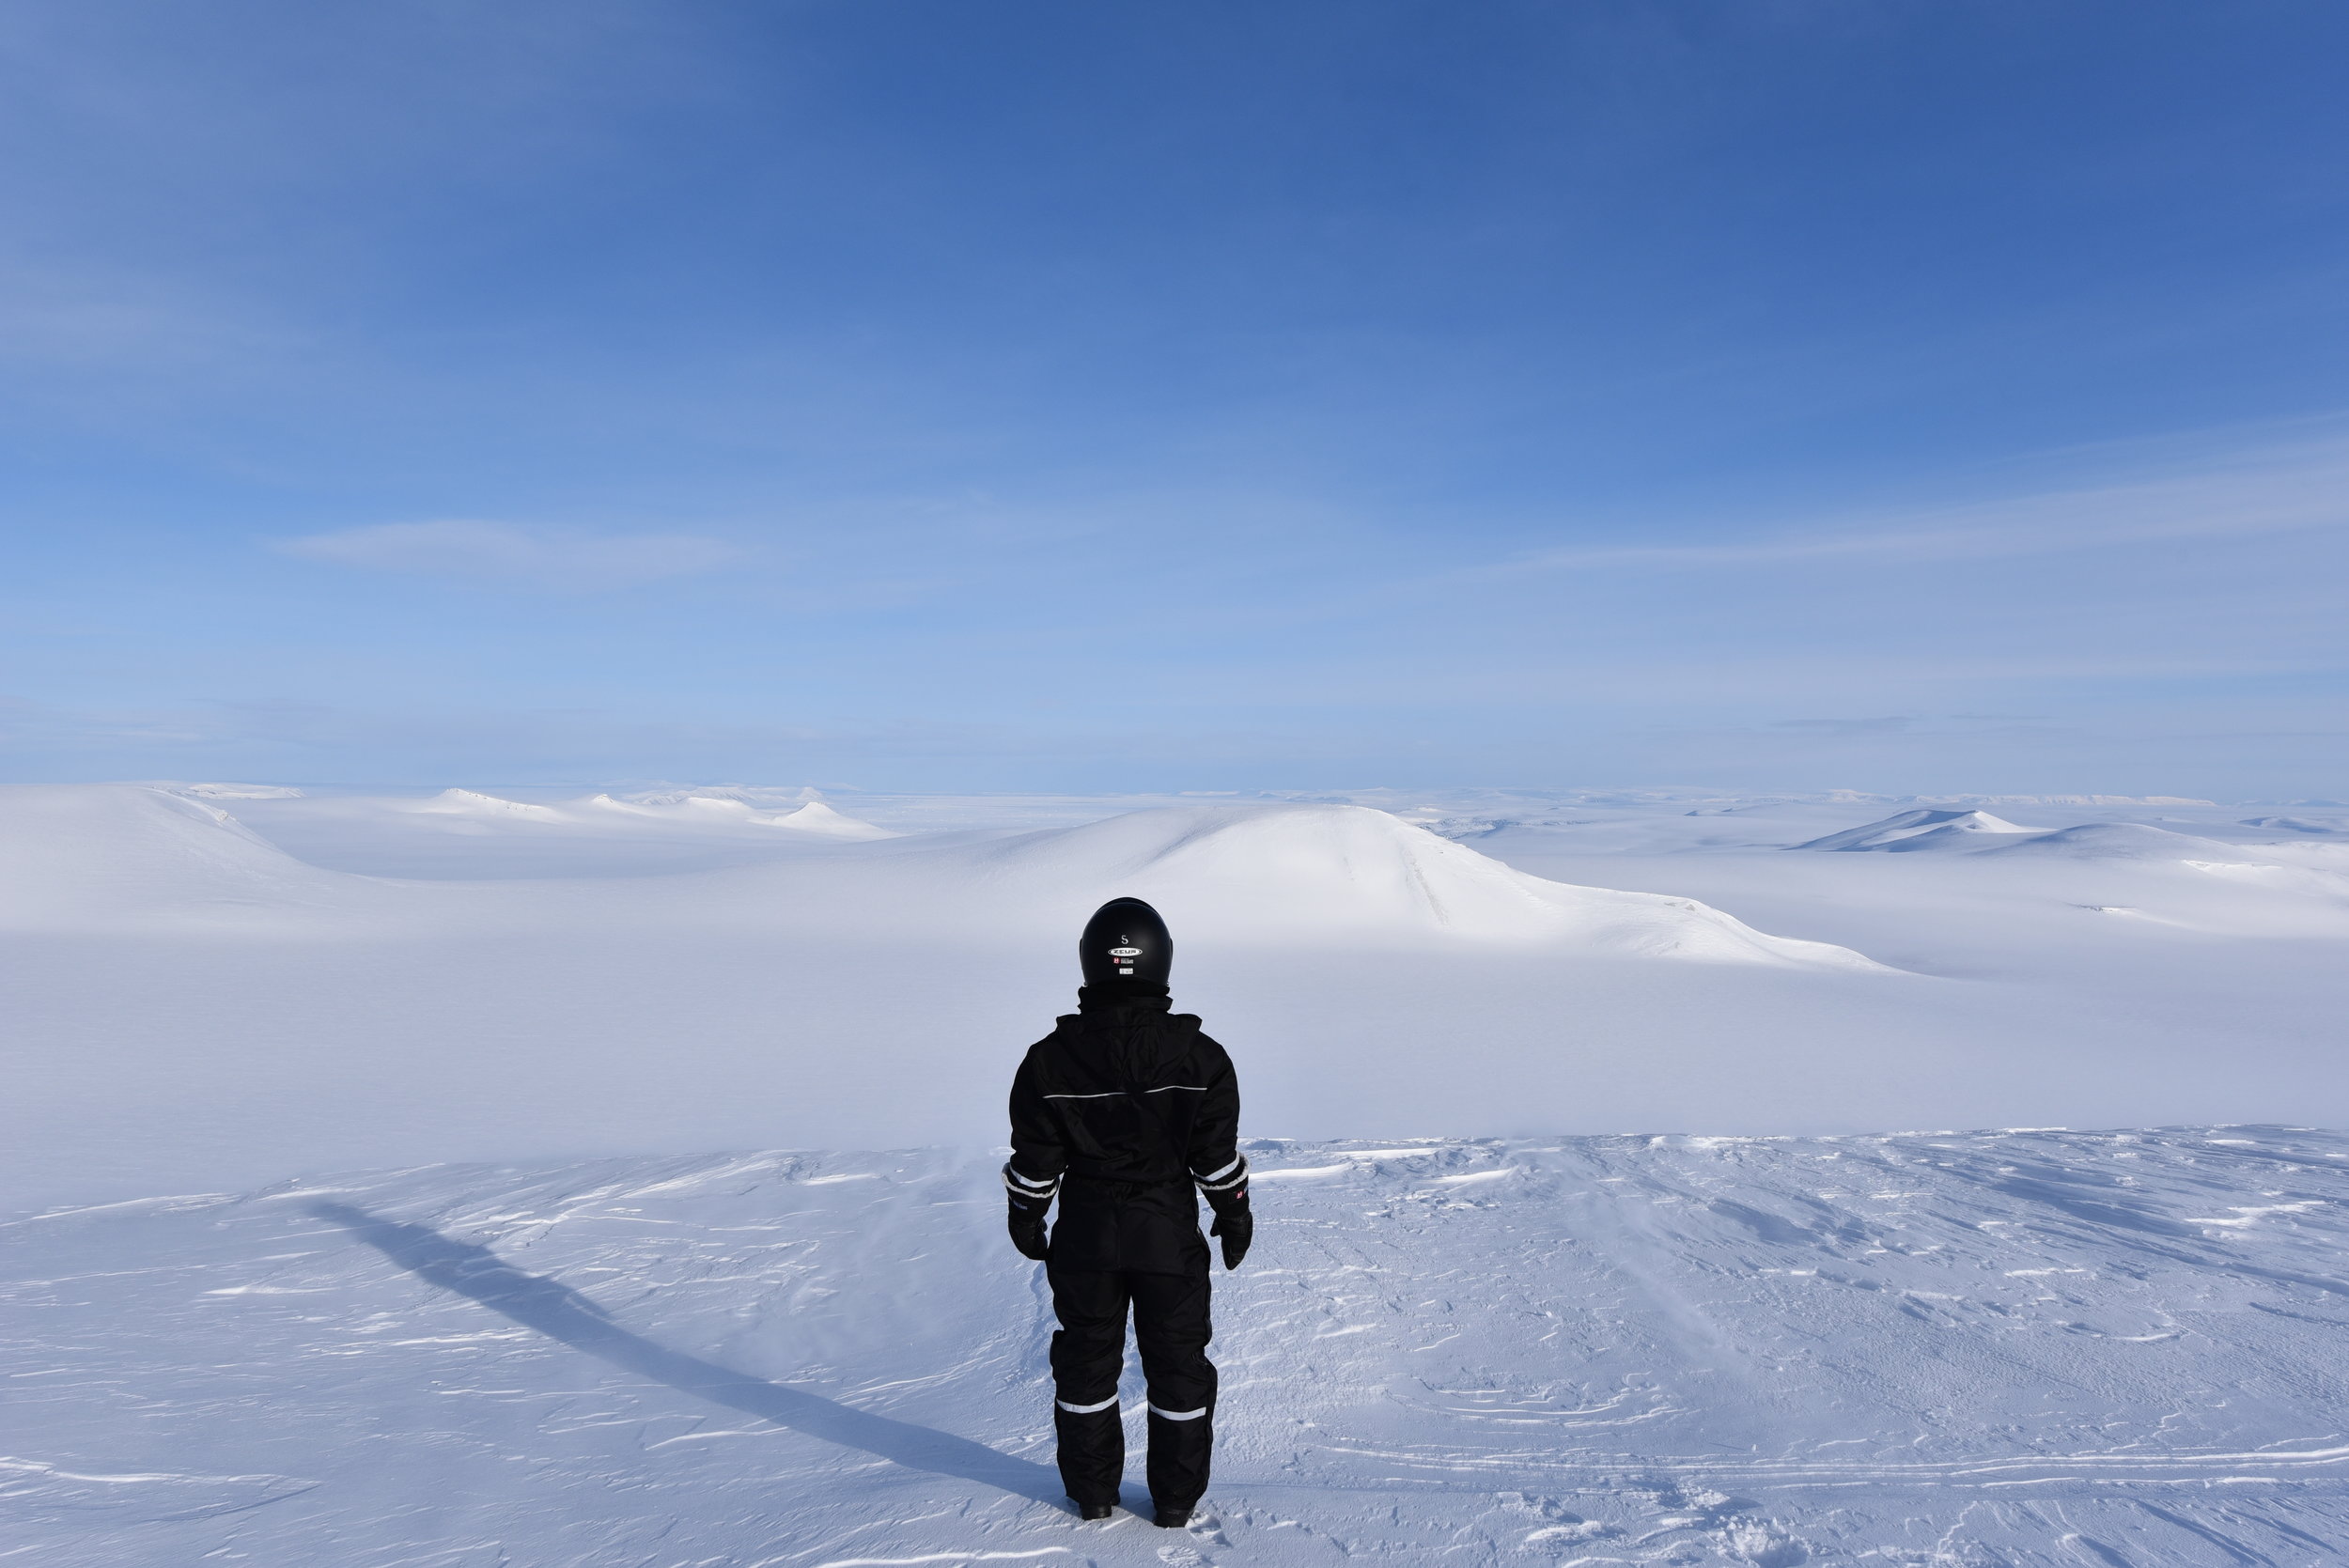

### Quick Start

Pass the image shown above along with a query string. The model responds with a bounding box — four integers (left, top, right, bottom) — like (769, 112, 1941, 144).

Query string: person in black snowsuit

(1002, 896, 1252, 1527)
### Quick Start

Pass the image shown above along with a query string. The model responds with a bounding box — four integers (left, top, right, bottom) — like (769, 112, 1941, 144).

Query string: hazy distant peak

(1793, 808, 2045, 853)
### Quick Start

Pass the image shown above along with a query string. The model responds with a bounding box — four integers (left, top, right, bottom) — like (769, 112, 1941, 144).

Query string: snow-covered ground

(8, 1129, 2348, 1565)
(6, 780, 2348, 1561)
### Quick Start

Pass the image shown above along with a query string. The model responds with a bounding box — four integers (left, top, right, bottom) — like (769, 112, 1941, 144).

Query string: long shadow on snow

(308, 1202, 1064, 1506)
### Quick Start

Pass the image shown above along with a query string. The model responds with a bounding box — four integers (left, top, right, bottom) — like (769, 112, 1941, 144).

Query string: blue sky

(3, 0, 2345, 797)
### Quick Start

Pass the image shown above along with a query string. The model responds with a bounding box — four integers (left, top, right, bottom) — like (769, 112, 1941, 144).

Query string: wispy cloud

(1503, 428, 2349, 575)
(1772, 716, 1914, 736)
(275, 520, 741, 591)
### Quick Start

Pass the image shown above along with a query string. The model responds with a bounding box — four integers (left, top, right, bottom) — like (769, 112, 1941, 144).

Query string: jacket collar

(1073, 983, 1173, 1016)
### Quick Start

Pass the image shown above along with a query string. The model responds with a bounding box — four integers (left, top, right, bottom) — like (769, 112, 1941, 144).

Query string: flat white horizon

(5, 780, 2344, 1211)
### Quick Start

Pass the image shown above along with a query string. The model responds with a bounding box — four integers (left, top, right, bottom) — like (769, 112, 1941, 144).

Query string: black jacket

(1004, 986, 1248, 1273)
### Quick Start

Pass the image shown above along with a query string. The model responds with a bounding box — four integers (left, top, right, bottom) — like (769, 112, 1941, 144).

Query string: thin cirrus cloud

(274, 520, 742, 591)
(1496, 426, 2349, 577)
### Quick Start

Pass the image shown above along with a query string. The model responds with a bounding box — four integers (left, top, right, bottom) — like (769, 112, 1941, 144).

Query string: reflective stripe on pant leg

(1129, 1264, 1215, 1510)
(1046, 1264, 1130, 1505)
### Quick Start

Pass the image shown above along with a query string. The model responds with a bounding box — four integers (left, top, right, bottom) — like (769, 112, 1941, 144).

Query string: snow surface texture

(7, 1128, 2348, 1565)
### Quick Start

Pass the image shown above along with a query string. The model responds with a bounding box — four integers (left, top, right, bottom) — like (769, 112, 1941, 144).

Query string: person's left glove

(1006, 1195, 1050, 1261)
(1209, 1206, 1252, 1270)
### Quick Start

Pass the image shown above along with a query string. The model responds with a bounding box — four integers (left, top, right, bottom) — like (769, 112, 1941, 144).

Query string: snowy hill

(1981, 820, 2254, 862)
(7, 1127, 2346, 1565)
(938, 804, 1881, 964)
(0, 784, 350, 929)
(1791, 807, 2046, 852)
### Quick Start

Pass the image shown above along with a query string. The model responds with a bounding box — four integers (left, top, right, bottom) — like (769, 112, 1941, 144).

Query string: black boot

(1077, 1501, 1115, 1521)
(1152, 1503, 1191, 1528)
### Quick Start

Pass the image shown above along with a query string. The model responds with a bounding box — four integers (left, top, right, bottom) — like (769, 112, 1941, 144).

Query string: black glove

(1209, 1206, 1252, 1270)
(1007, 1197, 1050, 1262)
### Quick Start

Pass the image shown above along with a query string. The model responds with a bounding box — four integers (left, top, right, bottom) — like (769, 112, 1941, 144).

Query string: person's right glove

(1209, 1206, 1252, 1270)
(1006, 1195, 1049, 1261)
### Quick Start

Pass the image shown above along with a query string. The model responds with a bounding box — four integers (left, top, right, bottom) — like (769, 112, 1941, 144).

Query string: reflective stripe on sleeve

(1196, 1166, 1249, 1193)
(1056, 1394, 1119, 1414)
(1192, 1155, 1243, 1183)
(1002, 1164, 1059, 1196)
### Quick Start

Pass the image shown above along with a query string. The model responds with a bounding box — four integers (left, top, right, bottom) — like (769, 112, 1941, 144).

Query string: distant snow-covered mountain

(1790, 807, 2046, 852)
(1797, 808, 2270, 862)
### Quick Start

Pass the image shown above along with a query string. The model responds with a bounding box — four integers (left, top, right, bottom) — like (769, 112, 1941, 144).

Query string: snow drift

(940, 804, 1882, 966)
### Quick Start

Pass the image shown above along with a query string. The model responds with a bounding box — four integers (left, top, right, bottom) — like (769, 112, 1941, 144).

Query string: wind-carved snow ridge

(969, 804, 1884, 967)
(8, 1128, 2349, 1565)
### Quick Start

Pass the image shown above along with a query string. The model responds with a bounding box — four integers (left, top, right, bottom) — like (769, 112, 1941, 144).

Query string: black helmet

(1080, 896, 1172, 989)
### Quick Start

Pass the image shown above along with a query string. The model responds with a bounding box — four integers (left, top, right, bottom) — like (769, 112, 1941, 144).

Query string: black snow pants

(1046, 1258, 1217, 1509)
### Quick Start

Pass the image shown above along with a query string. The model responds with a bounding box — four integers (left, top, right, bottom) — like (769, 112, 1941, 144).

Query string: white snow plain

(5, 781, 2349, 1562)
(8, 1131, 2349, 1565)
